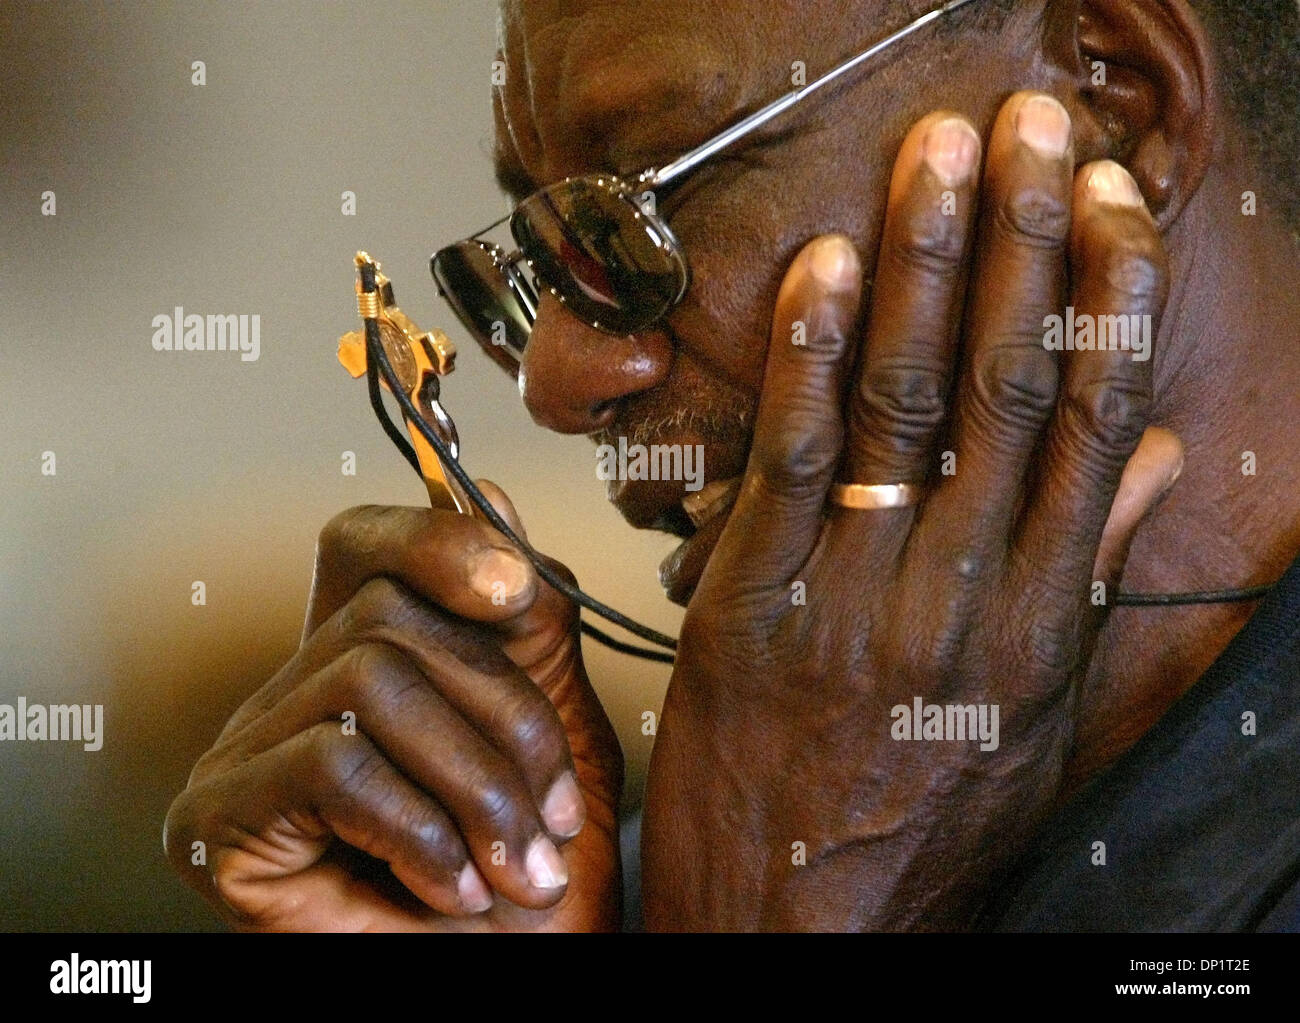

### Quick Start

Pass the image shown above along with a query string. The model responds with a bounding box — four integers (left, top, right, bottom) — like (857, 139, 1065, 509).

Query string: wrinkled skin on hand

(643, 94, 1184, 931)
(166, 484, 623, 931)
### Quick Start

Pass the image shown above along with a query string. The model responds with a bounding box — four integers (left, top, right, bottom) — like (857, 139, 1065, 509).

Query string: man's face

(493, 0, 1033, 603)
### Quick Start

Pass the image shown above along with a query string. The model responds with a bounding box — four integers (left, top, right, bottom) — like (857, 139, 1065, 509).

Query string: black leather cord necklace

(356, 262, 1274, 663)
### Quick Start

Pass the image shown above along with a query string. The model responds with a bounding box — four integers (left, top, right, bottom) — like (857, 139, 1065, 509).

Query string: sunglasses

(431, 0, 980, 372)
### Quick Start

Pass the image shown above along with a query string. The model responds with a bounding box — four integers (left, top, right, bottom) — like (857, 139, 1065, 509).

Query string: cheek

(665, 144, 894, 398)
(669, 205, 776, 397)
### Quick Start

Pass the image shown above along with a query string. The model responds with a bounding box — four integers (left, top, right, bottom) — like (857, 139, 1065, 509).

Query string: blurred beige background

(0, 0, 680, 930)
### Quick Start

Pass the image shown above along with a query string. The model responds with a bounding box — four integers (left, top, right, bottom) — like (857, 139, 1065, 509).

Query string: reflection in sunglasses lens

(512, 179, 681, 334)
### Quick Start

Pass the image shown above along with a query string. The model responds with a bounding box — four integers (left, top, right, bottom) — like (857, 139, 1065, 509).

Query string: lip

(605, 467, 744, 604)
(657, 489, 738, 605)
(596, 406, 751, 601)
(607, 473, 697, 533)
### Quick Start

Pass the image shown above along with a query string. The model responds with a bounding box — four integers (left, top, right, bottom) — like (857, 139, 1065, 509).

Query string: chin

(629, 477, 741, 606)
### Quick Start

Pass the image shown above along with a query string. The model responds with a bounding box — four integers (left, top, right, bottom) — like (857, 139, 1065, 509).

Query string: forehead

(493, 0, 899, 188)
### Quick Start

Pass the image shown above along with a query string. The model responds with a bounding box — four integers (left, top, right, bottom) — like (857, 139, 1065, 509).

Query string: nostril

(589, 399, 617, 428)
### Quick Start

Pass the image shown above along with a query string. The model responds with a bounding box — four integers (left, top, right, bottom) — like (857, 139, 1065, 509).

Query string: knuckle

(997, 185, 1071, 246)
(893, 576, 981, 688)
(338, 644, 380, 708)
(494, 687, 563, 762)
(1091, 233, 1168, 303)
(341, 577, 418, 636)
(473, 777, 523, 833)
(754, 411, 842, 492)
(305, 723, 381, 801)
(855, 359, 948, 437)
(1065, 378, 1150, 456)
(532, 555, 581, 630)
(341, 643, 416, 712)
(393, 796, 457, 866)
(968, 345, 1059, 433)
(209, 856, 248, 916)
(316, 505, 382, 565)
(537, 555, 577, 591)
(418, 818, 464, 870)
(189, 745, 225, 785)
(904, 626, 962, 687)
(948, 547, 987, 584)
(889, 215, 966, 275)
(162, 790, 197, 865)
(511, 706, 564, 767)
(1023, 611, 1083, 676)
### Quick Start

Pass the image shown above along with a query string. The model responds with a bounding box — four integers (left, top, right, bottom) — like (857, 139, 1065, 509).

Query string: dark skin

(165, 486, 623, 930)
(165, 0, 1300, 929)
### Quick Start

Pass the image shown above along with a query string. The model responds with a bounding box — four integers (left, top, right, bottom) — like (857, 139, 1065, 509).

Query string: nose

(518, 292, 674, 434)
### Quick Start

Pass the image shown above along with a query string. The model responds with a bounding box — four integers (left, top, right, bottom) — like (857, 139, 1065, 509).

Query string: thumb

(1092, 426, 1184, 584)
(474, 478, 584, 669)
(475, 477, 530, 542)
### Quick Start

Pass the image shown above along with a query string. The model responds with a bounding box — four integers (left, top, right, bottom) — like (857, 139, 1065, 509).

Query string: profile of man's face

(493, 0, 1042, 602)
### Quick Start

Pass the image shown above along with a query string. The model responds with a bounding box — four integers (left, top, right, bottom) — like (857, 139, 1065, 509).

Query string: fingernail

(470, 547, 530, 602)
(1016, 94, 1071, 157)
(540, 772, 585, 838)
(1087, 162, 1144, 207)
(807, 234, 859, 289)
(1162, 447, 1186, 495)
(457, 862, 493, 913)
(525, 834, 568, 890)
(924, 117, 980, 187)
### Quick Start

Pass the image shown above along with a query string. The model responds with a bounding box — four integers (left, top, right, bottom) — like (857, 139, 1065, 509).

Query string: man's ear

(1041, 0, 1216, 229)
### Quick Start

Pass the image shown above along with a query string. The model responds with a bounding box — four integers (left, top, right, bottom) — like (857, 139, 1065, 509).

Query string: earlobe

(1042, 0, 1216, 229)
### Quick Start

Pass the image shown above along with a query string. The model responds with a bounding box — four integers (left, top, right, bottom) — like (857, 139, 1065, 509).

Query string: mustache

(588, 320, 758, 458)
(591, 366, 755, 453)
(597, 401, 752, 449)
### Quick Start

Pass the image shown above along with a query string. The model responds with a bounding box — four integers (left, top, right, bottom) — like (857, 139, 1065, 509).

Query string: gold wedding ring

(829, 483, 923, 510)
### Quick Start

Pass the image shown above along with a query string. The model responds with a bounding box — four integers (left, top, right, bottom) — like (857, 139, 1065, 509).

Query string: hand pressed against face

(491, 0, 1212, 603)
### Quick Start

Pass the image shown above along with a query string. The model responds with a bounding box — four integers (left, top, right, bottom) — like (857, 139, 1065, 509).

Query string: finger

(840, 112, 981, 494)
(912, 94, 1073, 572)
(1092, 426, 1184, 584)
(705, 234, 863, 589)
(202, 641, 580, 908)
(304, 503, 537, 637)
(472, 480, 584, 659)
(1013, 161, 1170, 609)
(168, 723, 490, 927)
(222, 580, 578, 811)
(475, 478, 528, 540)
(458, 480, 582, 663)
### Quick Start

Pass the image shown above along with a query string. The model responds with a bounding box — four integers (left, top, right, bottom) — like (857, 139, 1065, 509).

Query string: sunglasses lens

(512, 178, 683, 334)
(431, 242, 532, 369)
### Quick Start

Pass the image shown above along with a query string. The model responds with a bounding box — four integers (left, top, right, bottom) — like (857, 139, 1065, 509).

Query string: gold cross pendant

(338, 251, 479, 517)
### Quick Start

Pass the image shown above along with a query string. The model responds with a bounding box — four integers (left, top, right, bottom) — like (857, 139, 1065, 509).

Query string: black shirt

(985, 553, 1300, 931)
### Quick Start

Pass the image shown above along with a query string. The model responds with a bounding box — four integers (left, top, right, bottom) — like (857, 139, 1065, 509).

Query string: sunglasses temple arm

(646, 0, 981, 190)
